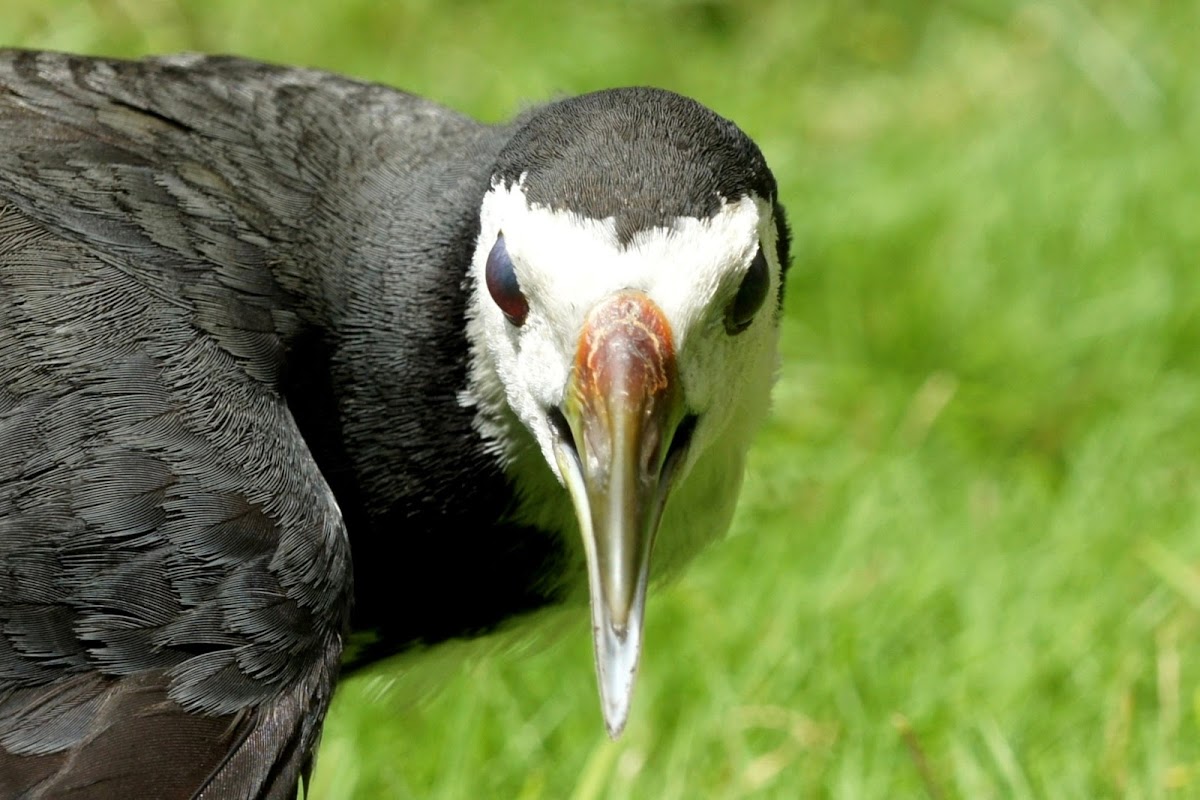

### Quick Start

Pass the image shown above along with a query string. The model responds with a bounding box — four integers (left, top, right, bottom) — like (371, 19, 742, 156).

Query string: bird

(0, 49, 791, 798)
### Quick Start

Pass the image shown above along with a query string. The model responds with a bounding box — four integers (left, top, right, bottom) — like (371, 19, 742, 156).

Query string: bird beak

(551, 290, 689, 738)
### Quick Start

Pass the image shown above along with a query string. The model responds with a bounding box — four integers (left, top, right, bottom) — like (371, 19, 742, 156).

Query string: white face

(462, 177, 785, 576)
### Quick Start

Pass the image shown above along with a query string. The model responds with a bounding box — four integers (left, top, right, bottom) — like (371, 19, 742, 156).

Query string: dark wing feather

(0, 669, 316, 800)
(0, 51, 368, 798)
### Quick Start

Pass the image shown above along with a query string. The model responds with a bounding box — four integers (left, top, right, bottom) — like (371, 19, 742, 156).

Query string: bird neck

(280, 189, 580, 661)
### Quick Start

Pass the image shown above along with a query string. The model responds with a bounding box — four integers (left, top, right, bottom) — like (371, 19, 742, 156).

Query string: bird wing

(0, 51, 361, 798)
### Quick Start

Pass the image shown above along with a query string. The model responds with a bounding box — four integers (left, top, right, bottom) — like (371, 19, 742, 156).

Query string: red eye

(485, 234, 529, 326)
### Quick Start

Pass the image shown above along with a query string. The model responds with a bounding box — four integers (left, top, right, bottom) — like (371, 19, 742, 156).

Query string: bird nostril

(662, 413, 698, 483)
(548, 406, 579, 457)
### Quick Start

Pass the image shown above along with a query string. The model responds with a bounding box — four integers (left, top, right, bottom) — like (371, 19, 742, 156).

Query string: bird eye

(485, 233, 529, 326)
(724, 246, 770, 335)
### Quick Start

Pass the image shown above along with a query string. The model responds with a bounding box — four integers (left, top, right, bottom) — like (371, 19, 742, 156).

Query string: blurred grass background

(6, 0, 1199, 797)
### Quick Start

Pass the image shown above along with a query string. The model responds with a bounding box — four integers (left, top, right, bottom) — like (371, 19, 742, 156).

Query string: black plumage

(0, 50, 788, 798)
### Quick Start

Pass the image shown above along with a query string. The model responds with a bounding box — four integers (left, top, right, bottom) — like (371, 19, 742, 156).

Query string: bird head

(464, 88, 789, 737)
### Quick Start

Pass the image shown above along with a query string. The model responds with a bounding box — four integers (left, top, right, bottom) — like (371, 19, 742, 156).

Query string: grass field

(7, 1, 1199, 797)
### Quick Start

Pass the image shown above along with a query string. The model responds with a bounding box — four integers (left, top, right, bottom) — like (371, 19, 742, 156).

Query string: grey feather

(0, 49, 788, 797)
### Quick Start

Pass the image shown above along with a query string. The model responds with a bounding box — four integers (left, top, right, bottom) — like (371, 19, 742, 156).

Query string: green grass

(7, 1, 1200, 797)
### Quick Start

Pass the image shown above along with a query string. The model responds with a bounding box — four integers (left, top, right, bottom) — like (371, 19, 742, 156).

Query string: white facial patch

(461, 178, 784, 564)
(483, 184, 761, 337)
